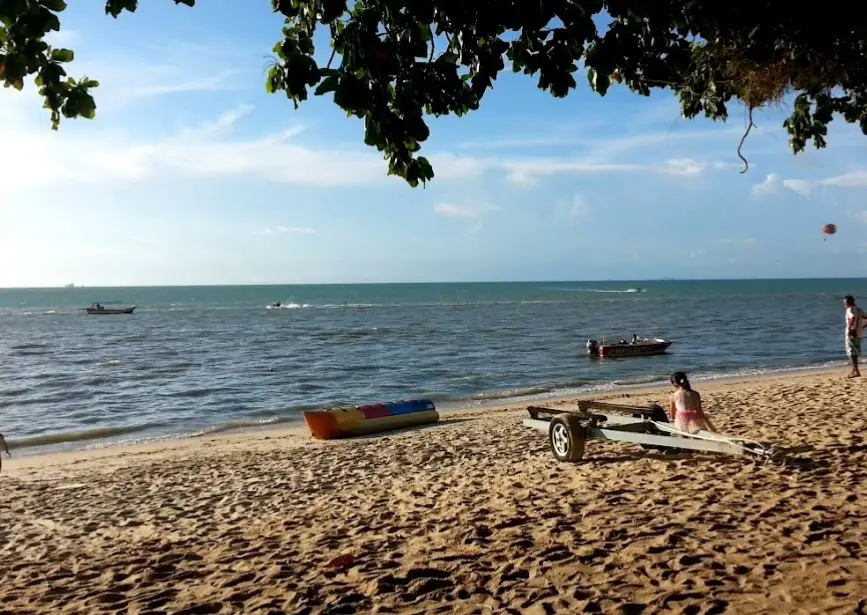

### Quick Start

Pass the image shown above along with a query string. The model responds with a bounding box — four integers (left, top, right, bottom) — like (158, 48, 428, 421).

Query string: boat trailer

(523, 400, 777, 463)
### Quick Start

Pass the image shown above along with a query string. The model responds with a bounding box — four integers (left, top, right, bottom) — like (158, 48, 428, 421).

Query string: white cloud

(50, 46, 244, 116)
(466, 221, 484, 235)
(460, 125, 744, 154)
(504, 170, 537, 185)
(9, 89, 719, 191)
(502, 159, 644, 180)
(715, 238, 758, 247)
(752, 173, 781, 196)
(112, 70, 241, 108)
(0, 99, 390, 190)
(499, 156, 731, 184)
(551, 193, 590, 224)
(462, 136, 588, 150)
(820, 171, 867, 189)
(569, 194, 589, 218)
(45, 29, 79, 47)
(662, 158, 705, 176)
(260, 226, 316, 236)
(434, 202, 498, 219)
(0, 41, 741, 196)
(751, 168, 867, 198)
(751, 172, 813, 197)
(660, 158, 732, 176)
(781, 179, 812, 197)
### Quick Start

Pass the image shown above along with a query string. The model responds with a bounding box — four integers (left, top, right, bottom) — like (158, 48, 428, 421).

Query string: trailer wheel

(548, 415, 586, 462)
(640, 404, 670, 451)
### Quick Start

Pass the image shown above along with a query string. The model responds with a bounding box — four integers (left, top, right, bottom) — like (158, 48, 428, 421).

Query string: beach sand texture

(2, 372, 866, 614)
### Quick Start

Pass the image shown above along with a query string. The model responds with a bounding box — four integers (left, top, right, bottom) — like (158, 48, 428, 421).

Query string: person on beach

(669, 372, 717, 434)
(0, 433, 10, 473)
(843, 296, 864, 378)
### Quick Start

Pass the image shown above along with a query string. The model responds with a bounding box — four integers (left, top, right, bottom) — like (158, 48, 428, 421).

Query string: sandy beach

(2, 370, 866, 614)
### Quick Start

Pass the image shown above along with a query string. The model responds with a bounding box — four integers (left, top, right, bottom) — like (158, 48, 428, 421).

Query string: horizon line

(1, 275, 866, 290)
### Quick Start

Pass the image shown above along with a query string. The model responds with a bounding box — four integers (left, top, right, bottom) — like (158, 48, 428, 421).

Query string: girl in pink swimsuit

(668, 372, 717, 434)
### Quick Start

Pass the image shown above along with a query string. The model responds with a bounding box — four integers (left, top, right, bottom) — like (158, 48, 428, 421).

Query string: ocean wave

(439, 360, 846, 410)
(2, 298, 624, 316)
(7, 424, 156, 450)
(311, 327, 385, 340)
(541, 287, 647, 294)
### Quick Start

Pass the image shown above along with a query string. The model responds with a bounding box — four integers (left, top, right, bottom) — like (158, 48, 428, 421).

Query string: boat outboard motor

(586, 339, 599, 356)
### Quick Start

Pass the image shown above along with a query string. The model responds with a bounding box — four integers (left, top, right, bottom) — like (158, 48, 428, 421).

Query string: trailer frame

(523, 401, 776, 463)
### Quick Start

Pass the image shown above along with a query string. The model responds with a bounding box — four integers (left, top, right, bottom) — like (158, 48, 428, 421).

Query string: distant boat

(64, 283, 75, 288)
(84, 304, 136, 315)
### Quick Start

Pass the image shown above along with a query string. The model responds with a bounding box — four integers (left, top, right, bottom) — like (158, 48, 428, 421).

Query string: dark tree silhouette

(3, 0, 866, 185)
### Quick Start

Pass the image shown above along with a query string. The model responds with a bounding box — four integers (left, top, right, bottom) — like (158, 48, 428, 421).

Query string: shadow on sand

(325, 417, 474, 442)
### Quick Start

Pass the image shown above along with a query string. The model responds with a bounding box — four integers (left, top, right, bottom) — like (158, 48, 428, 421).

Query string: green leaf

(314, 73, 339, 95)
(265, 66, 283, 93)
(436, 52, 459, 65)
(417, 156, 434, 182)
(363, 117, 380, 146)
(80, 96, 96, 118)
(320, 0, 346, 22)
(105, 0, 138, 18)
(42, 0, 68, 12)
(51, 48, 74, 63)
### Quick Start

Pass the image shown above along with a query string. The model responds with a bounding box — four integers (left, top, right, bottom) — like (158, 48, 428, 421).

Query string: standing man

(844, 295, 864, 378)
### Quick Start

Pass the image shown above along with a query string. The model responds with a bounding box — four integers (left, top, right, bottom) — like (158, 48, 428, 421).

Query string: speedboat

(586, 337, 672, 358)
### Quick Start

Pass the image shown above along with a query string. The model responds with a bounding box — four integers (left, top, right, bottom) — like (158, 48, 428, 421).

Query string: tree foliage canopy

(3, 0, 867, 185)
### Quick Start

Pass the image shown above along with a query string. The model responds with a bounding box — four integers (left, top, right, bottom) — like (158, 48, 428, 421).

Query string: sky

(1, 2, 866, 287)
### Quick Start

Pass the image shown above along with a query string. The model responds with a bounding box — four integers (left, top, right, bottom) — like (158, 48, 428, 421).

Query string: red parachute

(823, 223, 837, 241)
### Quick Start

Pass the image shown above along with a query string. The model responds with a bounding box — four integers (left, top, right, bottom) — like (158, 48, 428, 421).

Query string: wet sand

(2, 370, 866, 614)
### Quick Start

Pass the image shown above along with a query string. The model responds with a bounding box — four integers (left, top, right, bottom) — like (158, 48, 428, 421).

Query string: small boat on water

(586, 336, 672, 358)
(84, 304, 136, 315)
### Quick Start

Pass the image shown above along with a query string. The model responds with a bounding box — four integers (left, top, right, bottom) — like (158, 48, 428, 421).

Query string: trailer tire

(640, 404, 669, 451)
(548, 415, 586, 462)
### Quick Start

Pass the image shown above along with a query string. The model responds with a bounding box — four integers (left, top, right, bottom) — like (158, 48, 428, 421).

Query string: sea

(1, 279, 864, 455)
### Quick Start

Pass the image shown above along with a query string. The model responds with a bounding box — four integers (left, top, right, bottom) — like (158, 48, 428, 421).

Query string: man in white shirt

(844, 295, 864, 378)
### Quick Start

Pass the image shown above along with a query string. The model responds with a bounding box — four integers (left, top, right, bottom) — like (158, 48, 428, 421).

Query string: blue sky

(1, 2, 866, 287)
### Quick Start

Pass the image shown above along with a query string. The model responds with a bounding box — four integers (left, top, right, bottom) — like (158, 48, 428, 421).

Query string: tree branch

(737, 106, 756, 174)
